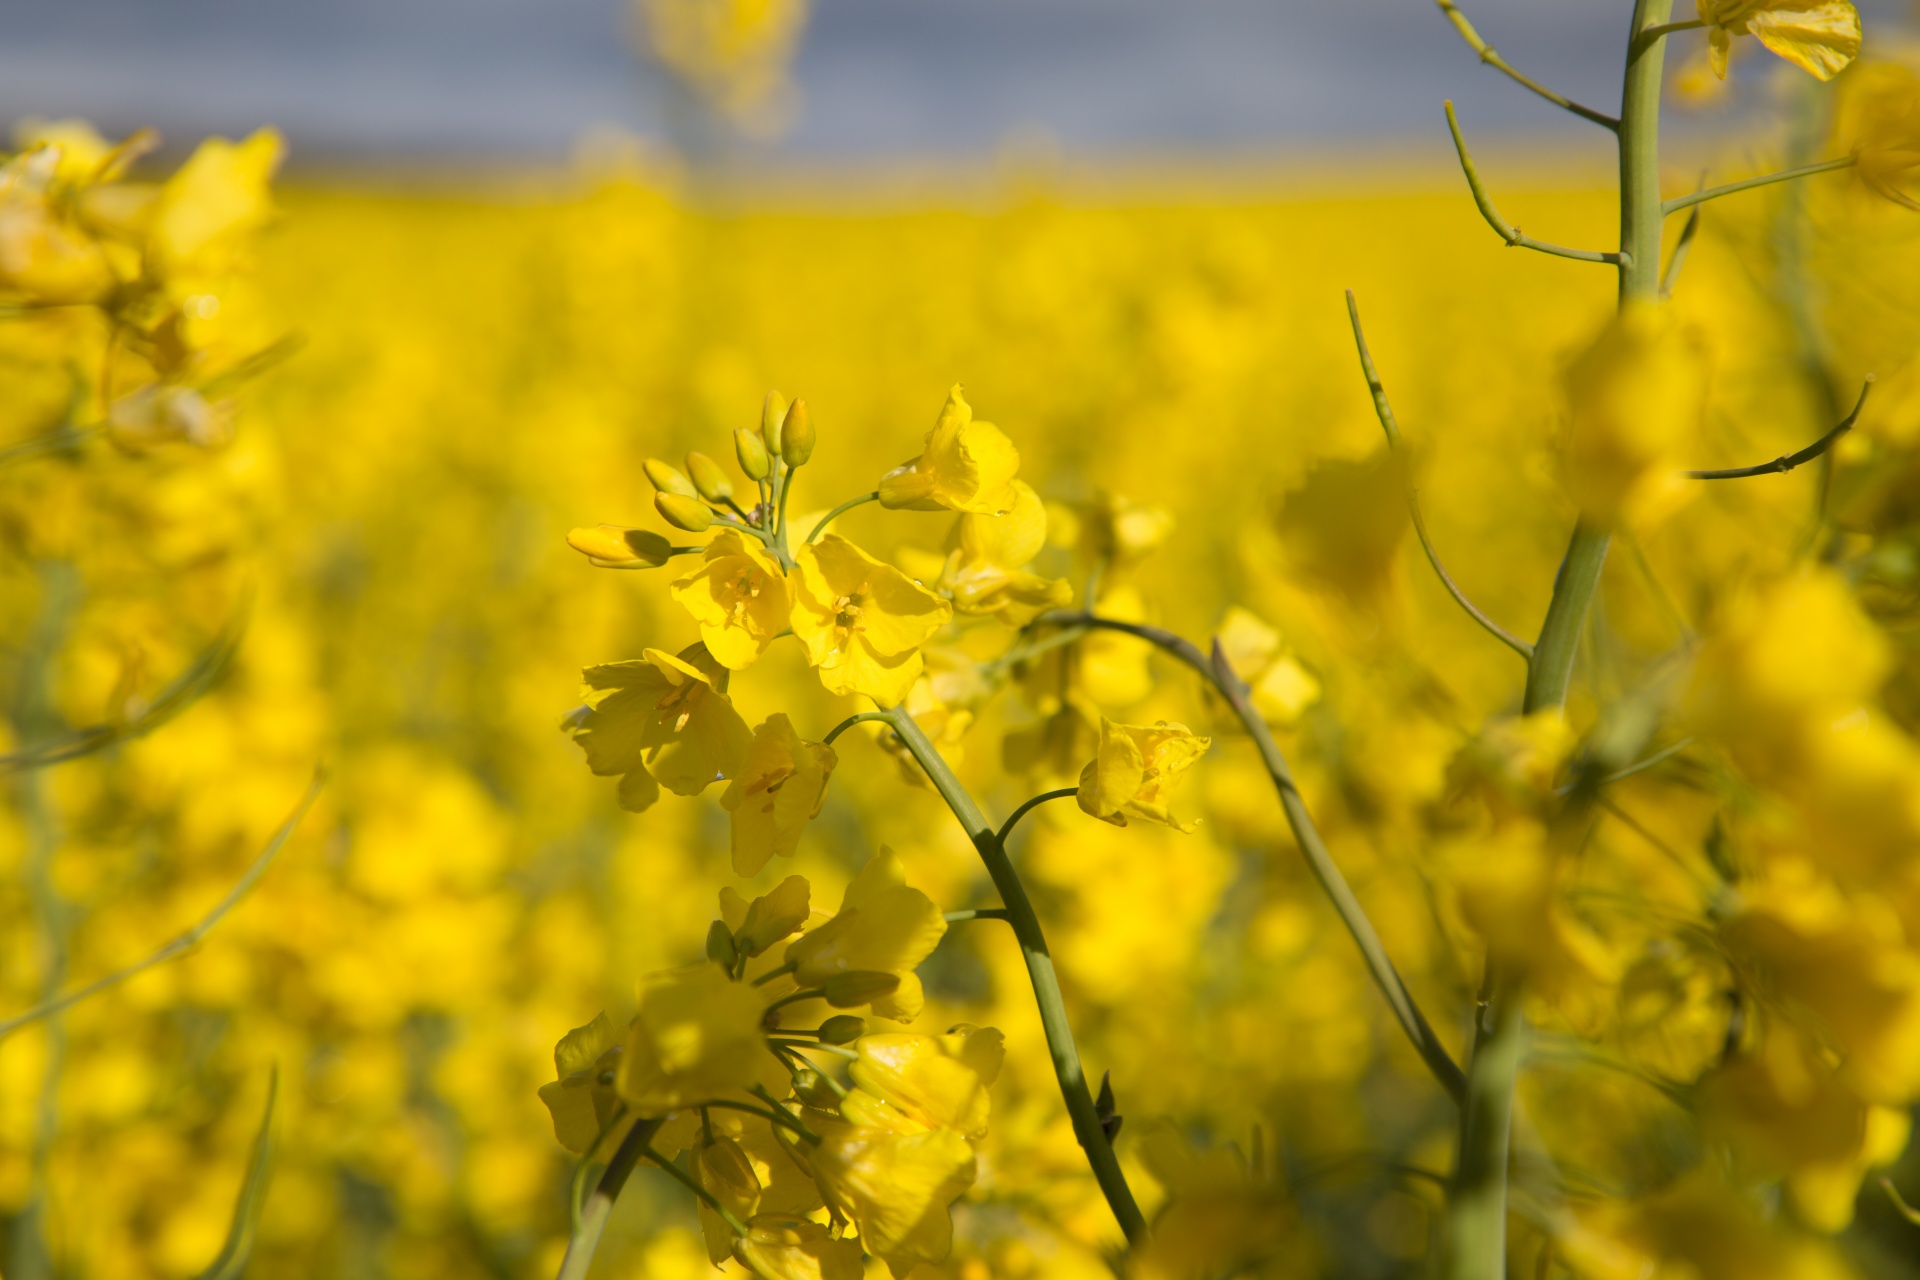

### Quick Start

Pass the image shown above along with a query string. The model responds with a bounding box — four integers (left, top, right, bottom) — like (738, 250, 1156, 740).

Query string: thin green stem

(1433, 0, 1620, 129)
(712, 516, 776, 546)
(1633, 17, 1704, 49)
(944, 907, 1011, 924)
(1662, 155, 1855, 217)
(1446, 102, 1625, 266)
(568, 1105, 630, 1231)
(1659, 203, 1701, 299)
(880, 704, 1148, 1244)
(554, 1115, 666, 1280)
(1030, 612, 1468, 1105)
(751, 960, 798, 987)
(995, 787, 1078, 848)
(1443, 982, 1526, 1280)
(643, 1146, 747, 1237)
(1686, 377, 1872, 479)
(768, 1037, 857, 1060)
(774, 465, 798, 546)
(1523, 525, 1610, 713)
(823, 710, 890, 746)
(750, 1085, 824, 1144)
(763, 988, 826, 1016)
(805, 491, 880, 545)
(1345, 290, 1533, 660)
(705, 1098, 820, 1144)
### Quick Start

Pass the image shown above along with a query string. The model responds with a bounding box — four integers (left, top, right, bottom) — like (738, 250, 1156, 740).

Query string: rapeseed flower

(935, 480, 1073, 625)
(1563, 302, 1707, 528)
(731, 1216, 864, 1280)
(617, 962, 784, 1114)
(568, 642, 752, 810)
(783, 850, 946, 1022)
(721, 715, 836, 876)
(877, 385, 1021, 514)
(790, 533, 952, 706)
(718, 874, 812, 958)
(1696, 0, 1860, 81)
(672, 528, 792, 669)
(1076, 717, 1211, 831)
(536, 1011, 627, 1155)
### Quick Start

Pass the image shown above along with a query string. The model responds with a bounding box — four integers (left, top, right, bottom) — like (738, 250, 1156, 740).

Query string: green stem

(1030, 612, 1468, 1105)
(643, 1146, 748, 1237)
(822, 710, 890, 745)
(1443, 983, 1526, 1280)
(1522, 524, 1610, 714)
(706, 1098, 820, 1144)
(880, 704, 1148, 1244)
(944, 907, 1011, 924)
(805, 491, 880, 545)
(996, 787, 1079, 847)
(554, 1116, 666, 1280)
(1662, 155, 1855, 217)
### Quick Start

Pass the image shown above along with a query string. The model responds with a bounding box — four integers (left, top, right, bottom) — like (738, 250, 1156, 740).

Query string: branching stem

(1662, 155, 1856, 217)
(807, 491, 880, 545)
(1433, 0, 1621, 129)
(554, 1116, 667, 1280)
(1446, 102, 1626, 266)
(1687, 377, 1872, 479)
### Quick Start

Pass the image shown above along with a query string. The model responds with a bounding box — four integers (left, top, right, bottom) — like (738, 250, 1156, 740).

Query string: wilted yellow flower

(617, 962, 783, 1114)
(148, 128, 284, 287)
(719, 875, 813, 959)
(1696, 0, 1860, 82)
(877, 385, 1021, 514)
(938, 479, 1073, 625)
(721, 714, 836, 876)
(1076, 717, 1211, 831)
(1563, 301, 1706, 528)
(790, 533, 952, 706)
(568, 642, 753, 811)
(671, 528, 792, 669)
(537, 1011, 627, 1156)
(732, 1215, 864, 1280)
(783, 849, 947, 1022)
(809, 1123, 976, 1276)
(567, 523, 674, 569)
(839, 1027, 1003, 1140)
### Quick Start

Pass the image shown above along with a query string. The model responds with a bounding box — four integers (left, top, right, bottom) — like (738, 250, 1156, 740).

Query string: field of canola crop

(12, 27, 1920, 1280)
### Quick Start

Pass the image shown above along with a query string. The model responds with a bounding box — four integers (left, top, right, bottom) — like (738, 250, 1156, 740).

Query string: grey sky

(0, 0, 1909, 162)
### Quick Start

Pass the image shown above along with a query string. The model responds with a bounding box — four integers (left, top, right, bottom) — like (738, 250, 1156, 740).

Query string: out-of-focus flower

(731, 1215, 864, 1280)
(1696, 0, 1860, 81)
(719, 875, 812, 959)
(567, 642, 753, 810)
(147, 129, 284, 288)
(637, 0, 810, 136)
(878, 385, 1021, 514)
(783, 849, 946, 1023)
(721, 714, 836, 876)
(0, 145, 113, 303)
(790, 534, 952, 706)
(936, 480, 1072, 626)
(1127, 1127, 1293, 1280)
(104, 384, 234, 452)
(671, 528, 792, 669)
(1275, 448, 1410, 611)
(1836, 61, 1920, 212)
(1076, 717, 1210, 831)
(617, 962, 783, 1114)
(1211, 607, 1321, 727)
(1563, 302, 1706, 528)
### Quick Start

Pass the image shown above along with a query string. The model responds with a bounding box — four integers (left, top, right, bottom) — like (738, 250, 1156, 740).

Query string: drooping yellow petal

(1076, 717, 1210, 831)
(568, 642, 753, 806)
(722, 715, 837, 876)
(877, 385, 1021, 514)
(617, 963, 782, 1114)
(810, 1123, 976, 1276)
(732, 1215, 865, 1280)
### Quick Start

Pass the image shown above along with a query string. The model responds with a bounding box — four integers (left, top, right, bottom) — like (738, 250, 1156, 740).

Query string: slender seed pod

(780, 399, 815, 466)
(734, 427, 770, 480)
(761, 390, 787, 457)
(656, 492, 714, 532)
(644, 457, 699, 499)
(686, 451, 733, 503)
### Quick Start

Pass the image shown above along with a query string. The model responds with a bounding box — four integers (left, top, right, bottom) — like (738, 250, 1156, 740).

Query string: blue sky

(0, 0, 1909, 162)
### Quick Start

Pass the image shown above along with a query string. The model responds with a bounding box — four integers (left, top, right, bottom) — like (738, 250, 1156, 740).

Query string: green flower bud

(761, 390, 788, 457)
(706, 919, 739, 969)
(822, 970, 901, 1008)
(644, 458, 699, 499)
(686, 451, 733, 503)
(734, 428, 770, 480)
(790, 1064, 839, 1110)
(816, 1014, 864, 1045)
(656, 492, 714, 533)
(780, 399, 814, 467)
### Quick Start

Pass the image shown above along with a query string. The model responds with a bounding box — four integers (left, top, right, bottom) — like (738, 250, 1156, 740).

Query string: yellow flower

(1081, 491, 1176, 583)
(670, 528, 792, 670)
(567, 642, 752, 811)
(0, 146, 113, 304)
(1563, 301, 1707, 528)
(1443, 820, 1620, 1004)
(790, 534, 952, 706)
(809, 1123, 976, 1276)
(1211, 607, 1321, 727)
(566, 523, 674, 569)
(1696, 0, 1860, 82)
(1128, 1128, 1293, 1280)
(147, 128, 284, 287)
(783, 849, 947, 1023)
(692, 1133, 762, 1263)
(731, 1215, 865, 1280)
(1837, 61, 1920, 212)
(721, 715, 837, 876)
(536, 1011, 627, 1156)
(1076, 717, 1211, 831)
(877, 385, 1021, 514)
(719, 874, 813, 959)
(617, 962, 783, 1115)
(938, 480, 1073, 626)
(838, 1026, 1004, 1140)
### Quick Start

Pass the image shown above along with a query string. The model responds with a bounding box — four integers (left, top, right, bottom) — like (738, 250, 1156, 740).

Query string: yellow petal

(1748, 1, 1860, 81)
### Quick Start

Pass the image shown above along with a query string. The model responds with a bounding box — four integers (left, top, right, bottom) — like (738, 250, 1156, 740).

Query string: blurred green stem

(879, 704, 1147, 1245)
(554, 1116, 667, 1280)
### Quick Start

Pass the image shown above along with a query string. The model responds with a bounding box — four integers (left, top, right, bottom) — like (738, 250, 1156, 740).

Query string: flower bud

(734, 427, 770, 480)
(761, 390, 787, 457)
(780, 399, 814, 466)
(657, 492, 715, 533)
(816, 1014, 864, 1044)
(790, 1065, 840, 1110)
(706, 920, 739, 969)
(566, 524, 673, 569)
(822, 970, 901, 1008)
(686, 451, 733, 503)
(644, 458, 699, 499)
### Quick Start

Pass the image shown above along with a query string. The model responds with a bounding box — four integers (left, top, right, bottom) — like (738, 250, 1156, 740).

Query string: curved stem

(823, 710, 890, 745)
(643, 1145, 748, 1236)
(1686, 377, 1872, 479)
(1446, 103, 1626, 266)
(751, 960, 798, 987)
(1345, 291, 1533, 660)
(1434, 0, 1620, 129)
(1030, 612, 1468, 1105)
(996, 787, 1079, 848)
(806, 491, 880, 545)
(880, 704, 1149, 1244)
(554, 1115, 666, 1280)
(1662, 155, 1854, 217)
(706, 1098, 821, 1144)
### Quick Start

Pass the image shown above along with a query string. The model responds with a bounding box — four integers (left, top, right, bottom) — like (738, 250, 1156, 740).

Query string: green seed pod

(761, 390, 788, 456)
(656, 492, 714, 533)
(780, 399, 815, 467)
(734, 427, 770, 480)
(822, 970, 901, 1008)
(706, 920, 739, 969)
(686, 451, 733, 503)
(816, 1014, 864, 1045)
(643, 457, 699, 499)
